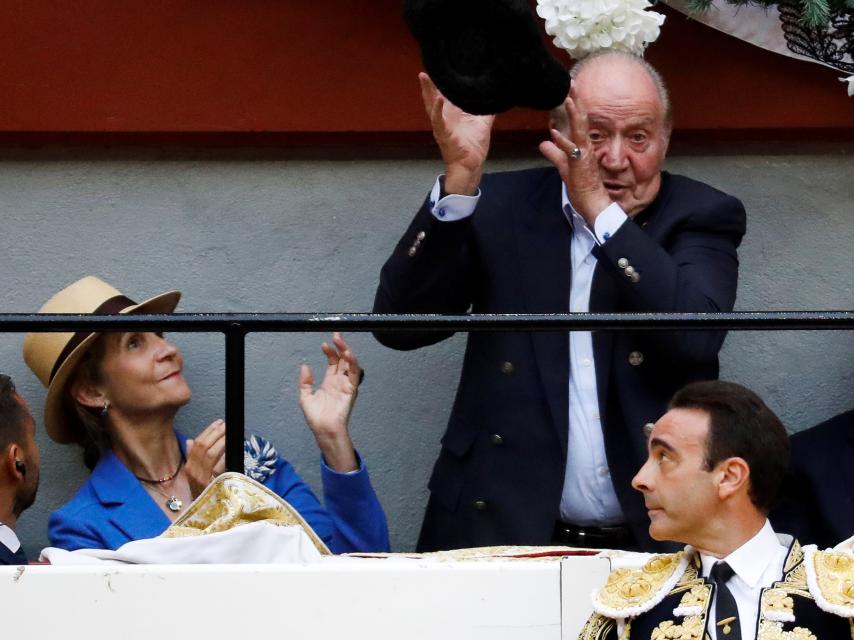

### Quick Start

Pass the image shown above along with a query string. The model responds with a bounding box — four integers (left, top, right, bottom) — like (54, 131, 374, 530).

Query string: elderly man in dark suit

(373, 51, 746, 552)
(771, 409, 854, 549)
(0, 374, 40, 565)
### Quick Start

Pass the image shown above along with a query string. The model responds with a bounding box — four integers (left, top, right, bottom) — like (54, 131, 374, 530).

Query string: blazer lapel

(512, 169, 571, 451)
(90, 450, 171, 543)
(588, 179, 670, 422)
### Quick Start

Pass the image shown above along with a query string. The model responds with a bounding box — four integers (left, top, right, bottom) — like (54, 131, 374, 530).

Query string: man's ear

(716, 457, 750, 501)
(69, 379, 106, 411)
(3, 444, 23, 480)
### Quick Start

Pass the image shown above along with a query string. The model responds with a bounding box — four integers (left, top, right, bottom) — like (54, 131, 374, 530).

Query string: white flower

(537, 0, 666, 59)
(840, 75, 854, 97)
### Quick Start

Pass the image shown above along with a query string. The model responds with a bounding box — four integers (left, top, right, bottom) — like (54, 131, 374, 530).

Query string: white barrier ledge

(1, 555, 611, 640)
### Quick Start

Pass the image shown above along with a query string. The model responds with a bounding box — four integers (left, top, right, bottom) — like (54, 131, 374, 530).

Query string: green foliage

(800, 0, 831, 26)
(686, 0, 714, 11)
(689, 0, 849, 28)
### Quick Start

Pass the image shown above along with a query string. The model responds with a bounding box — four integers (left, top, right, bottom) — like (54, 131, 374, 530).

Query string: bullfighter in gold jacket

(579, 381, 853, 640)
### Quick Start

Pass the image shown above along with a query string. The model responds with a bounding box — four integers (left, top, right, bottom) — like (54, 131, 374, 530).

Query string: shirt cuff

(428, 175, 480, 222)
(593, 202, 628, 243)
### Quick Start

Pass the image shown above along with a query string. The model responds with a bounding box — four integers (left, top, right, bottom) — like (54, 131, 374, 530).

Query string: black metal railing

(3, 310, 853, 471)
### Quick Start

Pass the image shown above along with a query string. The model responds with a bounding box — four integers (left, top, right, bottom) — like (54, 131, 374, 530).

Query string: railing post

(224, 324, 246, 473)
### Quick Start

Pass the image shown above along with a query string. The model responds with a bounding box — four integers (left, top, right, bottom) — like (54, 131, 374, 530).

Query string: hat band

(48, 294, 137, 383)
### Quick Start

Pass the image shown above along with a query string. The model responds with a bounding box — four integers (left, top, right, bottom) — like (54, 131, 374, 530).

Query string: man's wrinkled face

(631, 408, 719, 545)
(557, 57, 670, 216)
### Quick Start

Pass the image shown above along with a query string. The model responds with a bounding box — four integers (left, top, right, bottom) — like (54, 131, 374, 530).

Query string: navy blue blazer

(771, 409, 854, 549)
(0, 537, 26, 565)
(374, 168, 746, 552)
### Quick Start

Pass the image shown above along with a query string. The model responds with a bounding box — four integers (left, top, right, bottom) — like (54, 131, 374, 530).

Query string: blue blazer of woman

(48, 433, 389, 554)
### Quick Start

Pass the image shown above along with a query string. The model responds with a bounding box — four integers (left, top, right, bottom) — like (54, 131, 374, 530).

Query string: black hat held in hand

(404, 0, 570, 115)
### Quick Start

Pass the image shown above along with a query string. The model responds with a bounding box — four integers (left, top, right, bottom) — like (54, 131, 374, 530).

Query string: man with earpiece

(0, 374, 40, 565)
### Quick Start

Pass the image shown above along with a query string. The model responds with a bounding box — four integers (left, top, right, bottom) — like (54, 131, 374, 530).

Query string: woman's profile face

(96, 331, 191, 417)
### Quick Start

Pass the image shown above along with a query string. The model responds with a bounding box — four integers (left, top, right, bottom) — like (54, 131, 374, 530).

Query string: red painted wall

(0, 1, 850, 135)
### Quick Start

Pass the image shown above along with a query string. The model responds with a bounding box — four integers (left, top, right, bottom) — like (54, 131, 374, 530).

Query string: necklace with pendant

(154, 487, 183, 513)
(135, 457, 185, 512)
(144, 481, 184, 512)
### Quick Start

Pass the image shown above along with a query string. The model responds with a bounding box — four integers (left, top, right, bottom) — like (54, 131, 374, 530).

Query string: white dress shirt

(559, 190, 627, 524)
(699, 520, 789, 640)
(428, 177, 630, 524)
(0, 523, 22, 554)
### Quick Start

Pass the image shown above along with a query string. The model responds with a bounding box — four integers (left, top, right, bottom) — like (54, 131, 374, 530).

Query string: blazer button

(624, 266, 635, 276)
(500, 361, 515, 376)
(643, 422, 655, 437)
(416, 231, 427, 241)
(408, 246, 418, 257)
(630, 272, 641, 283)
(473, 500, 488, 511)
(617, 258, 629, 269)
(628, 351, 644, 366)
(491, 434, 504, 446)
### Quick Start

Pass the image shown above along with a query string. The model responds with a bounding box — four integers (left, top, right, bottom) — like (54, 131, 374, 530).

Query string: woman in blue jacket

(23, 276, 389, 554)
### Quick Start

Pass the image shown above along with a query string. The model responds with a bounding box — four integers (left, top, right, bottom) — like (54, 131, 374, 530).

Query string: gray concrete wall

(1, 148, 852, 559)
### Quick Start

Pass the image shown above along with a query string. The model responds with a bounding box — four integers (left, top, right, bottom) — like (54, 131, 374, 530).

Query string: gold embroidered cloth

(812, 550, 854, 610)
(161, 471, 331, 555)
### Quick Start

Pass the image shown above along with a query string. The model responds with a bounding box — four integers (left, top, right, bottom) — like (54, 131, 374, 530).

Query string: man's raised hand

(420, 72, 495, 196)
(539, 91, 611, 225)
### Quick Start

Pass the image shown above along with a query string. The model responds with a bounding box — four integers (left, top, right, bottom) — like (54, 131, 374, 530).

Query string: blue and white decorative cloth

(243, 435, 279, 483)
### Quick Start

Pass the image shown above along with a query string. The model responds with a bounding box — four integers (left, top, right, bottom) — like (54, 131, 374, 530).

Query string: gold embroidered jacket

(579, 541, 854, 640)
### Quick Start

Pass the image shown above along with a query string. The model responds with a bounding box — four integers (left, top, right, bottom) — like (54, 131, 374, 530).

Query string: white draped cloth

(41, 521, 324, 565)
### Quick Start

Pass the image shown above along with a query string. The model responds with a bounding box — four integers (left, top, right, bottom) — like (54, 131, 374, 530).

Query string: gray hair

(569, 51, 672, 132)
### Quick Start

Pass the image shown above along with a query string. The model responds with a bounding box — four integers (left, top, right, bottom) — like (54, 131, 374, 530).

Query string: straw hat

(22, 276, 181, 444)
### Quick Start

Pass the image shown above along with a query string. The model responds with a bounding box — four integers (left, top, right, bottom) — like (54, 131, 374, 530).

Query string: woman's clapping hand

(298, 333, 361, 473)
(185, 419, 227, 498)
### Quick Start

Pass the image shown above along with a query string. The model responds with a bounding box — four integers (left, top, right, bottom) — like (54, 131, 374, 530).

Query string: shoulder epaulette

(803, 545, 854, 618)
(592, 550, 692, 619)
